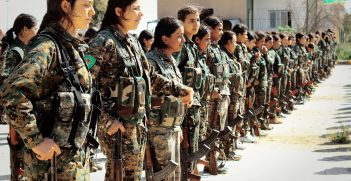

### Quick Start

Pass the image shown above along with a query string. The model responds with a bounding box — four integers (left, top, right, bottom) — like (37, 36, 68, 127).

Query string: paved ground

(1, 65, 351, 181)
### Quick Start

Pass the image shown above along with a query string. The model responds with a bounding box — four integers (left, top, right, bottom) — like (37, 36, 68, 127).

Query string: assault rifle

(44, 154, 57, 181)
(110, 130, 123, 181)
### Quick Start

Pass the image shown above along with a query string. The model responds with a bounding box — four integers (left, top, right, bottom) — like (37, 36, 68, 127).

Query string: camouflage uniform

(255, 49, 268, 122)
(146, 49, 185, 181)
(293, 44, 309, 88)
(88, 26, 189, 181)
(175, 36, 203, 178)
(0, 38, 26, 181)
(0, 23, 93, 181)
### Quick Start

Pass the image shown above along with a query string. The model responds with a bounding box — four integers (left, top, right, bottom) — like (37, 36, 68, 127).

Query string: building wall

(253, 0, 306, 31)
(158, 0, 247, 23)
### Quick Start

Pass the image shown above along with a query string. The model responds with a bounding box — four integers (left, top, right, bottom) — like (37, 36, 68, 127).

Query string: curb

(336, 60, 351, 65)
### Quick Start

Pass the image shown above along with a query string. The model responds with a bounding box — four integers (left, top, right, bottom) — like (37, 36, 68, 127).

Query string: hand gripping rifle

(110, 130, 123, 181)
(145, 139, 178, 181)
(44, 154, 57, 181)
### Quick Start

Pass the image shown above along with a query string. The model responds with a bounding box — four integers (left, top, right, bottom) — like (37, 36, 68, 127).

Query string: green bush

(328, 125, 350, 144)
(337, 43, 351, 60)
(278, 26, 295, 33)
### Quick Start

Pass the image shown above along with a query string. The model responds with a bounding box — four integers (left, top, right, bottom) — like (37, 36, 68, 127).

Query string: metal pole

(305, 0, 309, 33)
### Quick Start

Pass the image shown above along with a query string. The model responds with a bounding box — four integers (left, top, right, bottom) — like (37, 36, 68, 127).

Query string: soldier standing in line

(146, 17, 193, 181)
(0, 13, 38, 181)
(203, 16, 230, 175)
(193, 25, 214, 143)
(254, 32, 270, 127)
(88, 1, 193, 180)
(138, 30, 154, 53)
(1, 0, 97, 180)
(174, 6, 204, 180)
(218, 31, 242, 160)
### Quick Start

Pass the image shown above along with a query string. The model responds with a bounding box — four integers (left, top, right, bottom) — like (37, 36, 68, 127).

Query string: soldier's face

(183, 13, 200, 37)
(256, 38, 265, 48)
(116, 0, 144, 31)
(264, 39, 273, 49)
(195, 32, 211, 52)
(164, 26, 185, 53)
(211, 23, 223, 42)
(237, 31, 248, 43)
(69, 0, 95, 30)
(281, 37, 289, 46)
(226, 35, 237, 54)
(245, 39, 256, 50)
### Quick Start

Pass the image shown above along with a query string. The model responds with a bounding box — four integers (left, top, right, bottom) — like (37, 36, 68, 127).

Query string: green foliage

(278, 25, 295, 33)
(92, 0, 108, 27)
(336, 43, 351, 60)
(328, 125, 350, 144)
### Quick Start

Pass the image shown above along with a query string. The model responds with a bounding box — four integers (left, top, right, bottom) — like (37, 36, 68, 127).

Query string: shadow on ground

(318, 155, 351, 161)
(0, 175, 10, 181)
(315, 167, 351, 175)
(326, 124, 351, 130)
(314, 147, 351, 153)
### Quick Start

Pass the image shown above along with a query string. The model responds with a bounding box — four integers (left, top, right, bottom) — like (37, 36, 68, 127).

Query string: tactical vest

(147, 51, 184, 127)
(199, 53, 215, 99)
(208, 44, 230, 95)
(181, 44, 203, 91)
(34, 31, 93, 149)
(100, 28, 151, 122)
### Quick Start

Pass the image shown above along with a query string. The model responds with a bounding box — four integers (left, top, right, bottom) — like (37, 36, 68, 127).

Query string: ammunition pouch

(149, 95, 184, 127)
(50, 92, 92, 148)
(115, 76, 146, 121)
(183, 67, 203, 90)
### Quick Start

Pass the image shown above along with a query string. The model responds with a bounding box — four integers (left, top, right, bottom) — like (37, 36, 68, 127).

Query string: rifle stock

(44, 155, 57, 181)
(110, 130, 123, 181)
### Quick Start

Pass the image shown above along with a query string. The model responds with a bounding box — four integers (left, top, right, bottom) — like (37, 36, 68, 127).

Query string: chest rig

(103, 28, 151, 123)
(35, 31, 93, 149)
(147, 50, 184, 127)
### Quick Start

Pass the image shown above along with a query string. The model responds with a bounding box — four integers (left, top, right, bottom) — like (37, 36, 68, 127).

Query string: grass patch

(328, 125, 350, 144)
(337, 43, 351, 61)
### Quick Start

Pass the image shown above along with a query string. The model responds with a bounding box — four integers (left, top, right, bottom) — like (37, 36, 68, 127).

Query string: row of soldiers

(0, 1, 337, 181)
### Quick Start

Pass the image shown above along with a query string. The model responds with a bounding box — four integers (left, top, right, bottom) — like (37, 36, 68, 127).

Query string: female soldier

(1, 0, 96, 180)
(146, 17, 188, 181)
(1, 14, 38, 78)
(87, 1, 193, 180)
(138, 30, 153, 53)
(0, 13, 38, 181)
(218, 31, 242, 161)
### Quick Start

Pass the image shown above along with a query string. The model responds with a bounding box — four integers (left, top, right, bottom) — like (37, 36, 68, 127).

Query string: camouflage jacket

(1, 38, 26, 80)
(276, 46, 290, 75)
(175, 35, 203, 106)
(235, 43, 250, 80)
(224, 50, 244, 97)
(198, 51, 215, 101)
(246, 49, 260, 87)
(88, 26, 189, 131)
(293, 44, 309, 68)
(0, 23, 92, 149)
(207, 42, 230, 96)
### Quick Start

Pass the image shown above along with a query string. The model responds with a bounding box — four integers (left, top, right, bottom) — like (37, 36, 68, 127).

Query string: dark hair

(308, 33, 314, 40)
(39, 0, 77, 32)
(307, 43, 315, 49)
(151, 17, 182, 50)
(3, 13, 37, 45)
(272, 34, 280, 41)
(265, 35, 273, 42)
(247, 31, 256, 41)
(177, 6, 199, 22)
(138, 30, 153, 47)
(296, 33, 305, 42)
(232, 23, 248, 35)
(288, 34, 294, 41)
(279, 33, 286, 40)
(218, 31, 235, 47)
(203, 16, 222, 29)
(83, 27, 98, 43)
(256, 31, 266, 41)
(192, 24, 210, 42)
(100, 0, 137, 31)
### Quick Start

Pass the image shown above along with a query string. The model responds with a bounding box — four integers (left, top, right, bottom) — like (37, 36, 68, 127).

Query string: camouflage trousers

(8, 132, 25, 181)
(102, 123, 146, 181)
(208, 96, 230, 132)
(255, 86, 267, 119)
(180, 106, 200, 180)
(23, 146, 90, 181)
(148, 126, 181, 181)
(223, 94, 240, 153)
(199, 101, 209, 141)
(266, 77, 273, 104)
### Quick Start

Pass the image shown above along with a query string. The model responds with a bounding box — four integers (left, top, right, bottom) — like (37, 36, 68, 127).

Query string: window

(269, 10, 290, 28)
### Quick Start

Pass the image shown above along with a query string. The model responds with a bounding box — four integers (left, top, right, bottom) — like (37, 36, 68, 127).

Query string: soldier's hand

(181, 87, 194, 108)
(261, 46, 268, 54)
(107, 119, 126, 136)
(211, 90, 222, 100)
(31, 138, 61, 161)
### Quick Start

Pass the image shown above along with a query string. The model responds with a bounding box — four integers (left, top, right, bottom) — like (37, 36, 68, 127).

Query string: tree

(92, 0, 108, 27)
